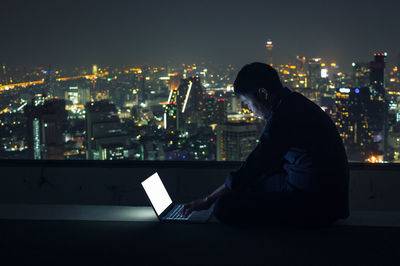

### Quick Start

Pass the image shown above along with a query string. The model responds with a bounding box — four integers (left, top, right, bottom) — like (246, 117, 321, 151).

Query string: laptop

(141, 172, 213, 223)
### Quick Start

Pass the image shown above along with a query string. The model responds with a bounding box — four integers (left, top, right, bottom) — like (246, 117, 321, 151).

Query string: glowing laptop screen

(141, 172, 173, 216)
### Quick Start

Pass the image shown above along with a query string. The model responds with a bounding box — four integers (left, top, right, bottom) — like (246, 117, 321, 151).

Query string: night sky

(2, 0, 400, 71)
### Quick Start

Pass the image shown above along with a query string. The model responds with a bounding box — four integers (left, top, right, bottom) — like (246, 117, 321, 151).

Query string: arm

(205, 183, 230, 204)
(182, 183, 230, 217)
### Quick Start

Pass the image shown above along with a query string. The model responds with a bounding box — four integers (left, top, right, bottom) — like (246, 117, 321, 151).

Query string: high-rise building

(92, 65, 98, 75)
(66, 86, 79, 104)
(65, 86, 90, 113)
(386, 65, 400, 161)
(265, 38, 274, 66)
(85, 100, 128, 160)
(180, 76, 205, 127)
(216, 122, 258, 161)
(203, 96, 228, 126)
(334, 87, 376, 161)
(164, 97, 181, 133)
(43, 65, 56, 97)
(164, 77, 183, 133)
(296, 56, 307, 74)
(24, 99, 67, 160)
(369, 53, 388, 159)
(212, 98, 228, 125)
(1, 64, 8, 85)
(370, 53, 387, 98)
(277, 63, 307, 90)
(137, 66, 151, 104)
(79, 87, 90, 106)
(227, 96, 242, 114)
(163, 76, 206, 133)
(352, 62, 370, 88)
(307, 58, 322, 90)
(386, 92, 400, 162)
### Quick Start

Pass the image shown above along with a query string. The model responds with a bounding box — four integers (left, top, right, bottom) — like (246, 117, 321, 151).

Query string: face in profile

(239, 89, 272, 120)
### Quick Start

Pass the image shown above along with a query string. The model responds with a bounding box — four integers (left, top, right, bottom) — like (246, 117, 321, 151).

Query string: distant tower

(92, 65, 98, 75)
(369, 52, 388, 160)
(370, 52, 387, 98)
(265, 38, 274, 66)
(296, 56, 307, 74)
(1, 64, 7, 85)
(43, 64, 56, 97)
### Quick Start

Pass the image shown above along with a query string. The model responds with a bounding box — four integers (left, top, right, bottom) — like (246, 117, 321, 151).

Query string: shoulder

(279, 91, 324, 117)
(283, 91, 308, 106)
(270, 91, 299, 120)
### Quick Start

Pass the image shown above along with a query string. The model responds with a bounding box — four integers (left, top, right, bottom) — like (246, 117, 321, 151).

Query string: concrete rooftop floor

(0, 204, 400, 265)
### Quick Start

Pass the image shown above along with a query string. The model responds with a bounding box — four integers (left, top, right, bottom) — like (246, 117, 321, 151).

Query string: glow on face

(240, 94, 267, 119)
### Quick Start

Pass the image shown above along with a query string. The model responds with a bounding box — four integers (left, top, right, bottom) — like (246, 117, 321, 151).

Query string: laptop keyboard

(164, 204, 191, 220)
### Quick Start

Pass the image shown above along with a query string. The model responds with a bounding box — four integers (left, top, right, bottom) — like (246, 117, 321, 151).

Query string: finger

(182, 204, 189, 212)
(182, 203, 191, 211)
(183, 207, 191, 216)
(183, 207, 193, 217)
(182, 206, 188, 216)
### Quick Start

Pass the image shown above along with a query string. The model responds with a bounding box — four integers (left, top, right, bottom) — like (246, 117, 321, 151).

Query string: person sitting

(182, 62, 350, 226)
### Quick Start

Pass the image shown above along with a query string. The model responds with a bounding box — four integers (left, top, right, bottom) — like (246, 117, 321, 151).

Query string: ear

(258, 88, 268, 100)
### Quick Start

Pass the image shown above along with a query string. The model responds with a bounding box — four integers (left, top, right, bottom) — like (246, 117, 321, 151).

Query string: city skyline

(1, 0, 400, 163)
(1, 52, 399, 163)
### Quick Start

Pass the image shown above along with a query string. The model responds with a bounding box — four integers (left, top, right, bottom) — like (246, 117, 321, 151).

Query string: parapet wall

(1, 160, 399, 211)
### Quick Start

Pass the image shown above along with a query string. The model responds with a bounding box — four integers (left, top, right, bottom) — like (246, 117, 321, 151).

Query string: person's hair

(233, 62, 283, 98)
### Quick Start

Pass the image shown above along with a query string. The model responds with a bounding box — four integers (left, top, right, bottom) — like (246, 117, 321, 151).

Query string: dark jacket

(225, 87, 349, 219)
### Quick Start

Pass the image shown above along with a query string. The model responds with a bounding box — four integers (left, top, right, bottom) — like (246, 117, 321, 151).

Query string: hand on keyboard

(182, 197, 212, 217)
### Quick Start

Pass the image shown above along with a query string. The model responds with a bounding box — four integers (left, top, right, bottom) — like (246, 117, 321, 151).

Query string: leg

(213, 189, 336, 227)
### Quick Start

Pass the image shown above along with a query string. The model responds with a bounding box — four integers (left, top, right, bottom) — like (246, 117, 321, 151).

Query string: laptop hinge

(160, 203, 175, 218)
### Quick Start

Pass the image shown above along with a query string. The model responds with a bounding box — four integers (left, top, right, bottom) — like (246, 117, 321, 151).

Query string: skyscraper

(296, 56, 307, 74)
(307, 58, 322, 90)
(92, 65, 98, 75)
(164, 77, 182, 133)
(352, 62, 370, 88)
(164, 94, 181, 133)
(334, 87, 376, 161)
(24, 99, 67, 160)
(216, 122, 258, 161)
(201, 95, 228, 127)
(265, 38, 274, 66)
(1, 64, 8, 85)
(164, 76, 206, 133)
(370, 53, 387, 98)
(85, 100, 128, 160)
(43, 65, 56, 97)
(369, 53, 388, 159)
(180, 76, 205, 127)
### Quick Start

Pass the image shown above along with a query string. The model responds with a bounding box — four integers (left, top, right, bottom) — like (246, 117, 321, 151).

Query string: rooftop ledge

(0, 159, 399, 211)
(1, 160, 400, 265)
(2, 159, 400, 169)
(1, 204, 400, 227)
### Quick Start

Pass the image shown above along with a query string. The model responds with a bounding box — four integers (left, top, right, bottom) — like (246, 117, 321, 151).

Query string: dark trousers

(213, 171, 337, 227)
